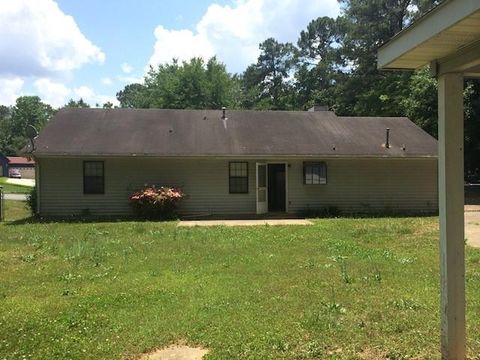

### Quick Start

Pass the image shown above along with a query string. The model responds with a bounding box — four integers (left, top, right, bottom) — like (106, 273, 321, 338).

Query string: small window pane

(312, 166, 319, 184)
(258, 164, 266, 187)
(230, 177, 248, 193)
(304, 162, 327, 185)
(258, 188, 266, 202)
(238, 163, 247, 177)
(84, 161, 104, 194)
(305, 165, 312, 184)
(319, 165, 327, 184)
(229, 162, 248, 194)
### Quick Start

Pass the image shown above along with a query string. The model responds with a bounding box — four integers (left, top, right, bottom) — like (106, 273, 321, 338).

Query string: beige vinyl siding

(287, 158, 438, 214)
(39, 158, 256, 216)
(38, 157, 437, 217)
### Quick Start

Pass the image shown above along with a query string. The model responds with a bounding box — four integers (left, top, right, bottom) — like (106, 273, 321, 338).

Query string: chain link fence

(0, 186, 4, 221)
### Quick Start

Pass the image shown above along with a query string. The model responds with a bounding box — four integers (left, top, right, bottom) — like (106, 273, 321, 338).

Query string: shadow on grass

(5, 215, 178, 225)
(5, 210, 438, 226)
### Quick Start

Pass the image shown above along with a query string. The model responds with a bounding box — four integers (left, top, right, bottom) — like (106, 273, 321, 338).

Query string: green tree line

(1, 0, 479, 179)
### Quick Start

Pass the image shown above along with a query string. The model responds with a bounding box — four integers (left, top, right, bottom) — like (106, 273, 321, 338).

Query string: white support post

(438, 73, 466, 359)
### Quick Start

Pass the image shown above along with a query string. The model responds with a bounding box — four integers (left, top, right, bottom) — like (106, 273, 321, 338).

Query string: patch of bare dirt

(358, 348, 388, 359)
(139, 344, 209, 360)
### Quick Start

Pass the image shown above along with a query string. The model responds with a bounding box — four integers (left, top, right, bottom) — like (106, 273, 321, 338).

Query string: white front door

(256, 163, 268, 214)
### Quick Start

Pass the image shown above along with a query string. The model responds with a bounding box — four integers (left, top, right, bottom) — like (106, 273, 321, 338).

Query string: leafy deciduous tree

(116, 83, 150, 108)
(64, 98, 90, 108)
(0, 96, 54, 154)
(117, 57, 239, 110)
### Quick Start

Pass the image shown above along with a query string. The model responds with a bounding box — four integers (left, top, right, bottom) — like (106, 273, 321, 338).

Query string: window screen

(83, 161, 104, 194)
(229, 162, 248, 193)
(304, 162, 327, 185)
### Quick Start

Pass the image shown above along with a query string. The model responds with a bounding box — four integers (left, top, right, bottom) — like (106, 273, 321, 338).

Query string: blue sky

(0, 0, 340, 108)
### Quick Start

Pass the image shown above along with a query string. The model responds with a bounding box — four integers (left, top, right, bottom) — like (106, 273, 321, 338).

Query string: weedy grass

(2, 199, 30, 221)
(1, 202, 479, 359)
(0, 177, 33, 194)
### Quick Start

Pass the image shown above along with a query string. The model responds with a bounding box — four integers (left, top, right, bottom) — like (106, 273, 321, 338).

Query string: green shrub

(129, 185, 185, 220)
(26, 187, 37, 216)
(298, 206, 341, 218)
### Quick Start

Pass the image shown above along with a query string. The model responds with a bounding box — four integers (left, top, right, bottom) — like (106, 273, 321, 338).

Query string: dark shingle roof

(31, 108, 437, 157)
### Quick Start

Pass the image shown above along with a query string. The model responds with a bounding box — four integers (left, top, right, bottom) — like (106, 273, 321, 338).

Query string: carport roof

(378, 0, 480, 76)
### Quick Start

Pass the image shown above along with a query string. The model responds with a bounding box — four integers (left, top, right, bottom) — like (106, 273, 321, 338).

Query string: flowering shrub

(130, 185, 185, 219)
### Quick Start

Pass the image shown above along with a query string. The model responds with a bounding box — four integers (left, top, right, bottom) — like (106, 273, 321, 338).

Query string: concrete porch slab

(465, 205, 480, 212)
(465, 211, 480, 248)
(177, 219, 313, 227)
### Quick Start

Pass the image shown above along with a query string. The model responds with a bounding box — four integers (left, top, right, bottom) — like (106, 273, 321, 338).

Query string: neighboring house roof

(7, 156, 35, 165)
(31, 108, 437, 158)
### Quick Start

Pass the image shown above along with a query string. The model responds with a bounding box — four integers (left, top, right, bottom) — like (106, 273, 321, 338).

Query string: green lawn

(0, 177, 33, 194)
(1, 202, 479, 359)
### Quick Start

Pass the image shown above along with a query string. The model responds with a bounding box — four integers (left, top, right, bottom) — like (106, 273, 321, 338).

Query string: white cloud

(0, 1, 113, 109)
(32, 80, 118, 108)
(73, 86, 119, 107)
(147, 0, 340, 73)
(101, 77, 113, 85)
(118, 75, 144, 85)
(34, 78, 71, 107)
(92, 95, 119, 106)
(121, 63, 133, 74)
(74, 85, 95, 100)
(148, 26, 215, 67)
(0, 77, 24, 105)
(0, 0, 105, 77)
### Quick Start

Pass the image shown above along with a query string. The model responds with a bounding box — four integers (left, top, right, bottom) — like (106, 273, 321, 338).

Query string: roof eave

(378, 0, 480, 70)
(32, 153, 438, 159)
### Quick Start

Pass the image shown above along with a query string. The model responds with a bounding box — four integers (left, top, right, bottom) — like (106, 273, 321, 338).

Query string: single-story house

(7, 156, 35, 179)
(28, 108, 438, 217)
(0, 154, 35, 178)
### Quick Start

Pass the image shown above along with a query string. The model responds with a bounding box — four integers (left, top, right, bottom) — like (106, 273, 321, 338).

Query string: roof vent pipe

(221, 106, 228, 129)
(385, 128, 390, 149)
